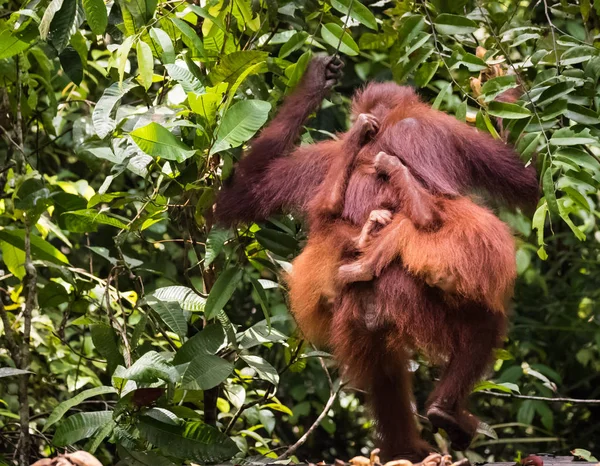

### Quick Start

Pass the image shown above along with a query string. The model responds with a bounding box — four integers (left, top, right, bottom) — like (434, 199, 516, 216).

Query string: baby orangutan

(339, 150, 517, 313)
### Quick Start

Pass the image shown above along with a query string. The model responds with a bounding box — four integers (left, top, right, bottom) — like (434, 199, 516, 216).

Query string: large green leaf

(137, 417, 239, 462)
(59, 47, 83, 85)
(0, 229, 69, 265)
(205, 228, 229, 267)
(173, 324, 226, 365)
(210, 100, 271, 154)
(151, 286, 206, 312)
(39, 0, 65, 39)
(1, 241, 25, 280)
(171, 18, 205, 58)
(48, 0, 79, 52)
(147, 298, 188, 340)
(90, 324, 124, 375)
(210, 51, 268, 84)
(92, 80, 138, 138)
(53, 411, 113, 447)
(182, 353, 233, 390)
(44, 387, 117, 432)
(165, 63, 204, 93)
(320, 23, 359, 56)
(487, 101, 532, 119)
(62, 209, 128, 232)
(550, 128, 597, 146)
(116, 351, 179, 384)
(330, 0, 377, 30)
(204, 267, 243, 319)
(279, 32, 309, 59)
(240, 354, 279, 385)
(434, 14, 478, 35)
(136, 40, 154, 90)
(0, 26, 36, 59)
(130, 122, 195, 162)
(83, 0, 107, 35)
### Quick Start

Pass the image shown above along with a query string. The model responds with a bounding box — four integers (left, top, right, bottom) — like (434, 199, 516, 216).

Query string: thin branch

(277, 358, 342, 460)
(478, 390, 600, 404)
(542, 0, 560, 71)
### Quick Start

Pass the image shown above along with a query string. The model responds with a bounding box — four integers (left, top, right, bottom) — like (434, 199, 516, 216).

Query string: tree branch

(478, 390, 600, 404)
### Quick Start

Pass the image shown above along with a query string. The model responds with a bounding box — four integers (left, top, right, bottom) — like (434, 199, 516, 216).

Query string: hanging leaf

(44, 387, 117, 432)
(116, 351, 179, 384)
(130, 122, 195, 162)
(182, 353, 233, 390)
(165, 63, 204, 93)
(83, 0, 107, 35)
(92, 80, 138, 138)
(210, 100, 271, 154)
(204, 267, 243, 319)
(117, 35, 135, 84)
(279, 31, 309, 59)
(151, 286, 206, 312)
(320, 23, 359, 56)
(171, 18, 205, 58)
(150, 27, 175, 64)
(173, 324, 226, 365)
(48, 0, 79, 52)
(205, 228, 229, 267)
(40, 0, 65, 39)
(136, 41, 154, 90)
(53, 411, 113, 447)
(1, 241, 25, 280)
(147, 298, 188, 340)
(59, 46, 83, 85)
(240, 354, 279, 385)
(330, 0, 377, 30)
(90, 324, 124, 375)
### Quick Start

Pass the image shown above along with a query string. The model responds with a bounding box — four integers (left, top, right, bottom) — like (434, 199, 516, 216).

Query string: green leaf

(182, 353, 233, 390)
(279, 32, 309, 59)
(238, 318, 288, 349)
(535, 81, 575, 107)
(564, 103, 600, 125)
(165, 63, 204, 93)
(136, 41, 154, 90)
(117, 35, 135, 85)
(434, 14, 478, 35)
(532, 202, 548, 248)
(320, 23, 359, 56)
(44, 387, 117, 432)
(59, 46, 83, 85)
(572, 449, 599, 462)
(255, 228, 298, 257)
(147, 298, 188, 340)
(397, 15, 425, 50)
(285, 51, 311, 90)
(210, 51, 269, 85)
(92, 80, 138, 138)
(414, 60, 439, 88)
(487, 101, 532, 119)
(53, 411, 113, 447)
(0, 368, 31, 378)
(116, 351, 179, 384)
(87, 418, 116, 453)
(561, 46, 599, 66)
(120, 0, 157, 28)
(130, 122, 195, 162)
(137, 418, 239, 462)
(62, 209, 128, 232)
(173, 324, 226, 365)
(210, 100, 271, 154)
(542, 167, 559, 215)
(90, 324, 124, 375)
(550, 128, 597, 146)
(204, 267, 243, 320)
(40, 0, 65, 39)
(205, 228, 229, 267)
(0, 26, 36, 59)
(1, 241, 25, 280)
(480, 75, 519, 102)
(151, 286, 206, 312)
(171, 18, 205, 58)
(83, 0, 107, 35)
(0, 229, 69, 265)
(240, 354, 279, 385)
(48, 0, 78, 52)
(150, 27, 175, 64)
(330, 0, 377, 30)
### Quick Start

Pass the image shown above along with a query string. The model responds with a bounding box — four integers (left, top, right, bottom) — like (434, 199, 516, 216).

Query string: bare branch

(478, 390, 600, 404)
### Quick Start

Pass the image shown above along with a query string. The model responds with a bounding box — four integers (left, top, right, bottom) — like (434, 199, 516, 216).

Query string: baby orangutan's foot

(352, 113, 380, 145)
(338, 261, 374, 284)
(357, 209, 393, 248)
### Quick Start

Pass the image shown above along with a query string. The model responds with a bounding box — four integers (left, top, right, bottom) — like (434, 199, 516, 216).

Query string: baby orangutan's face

(424, 269, 458, 293)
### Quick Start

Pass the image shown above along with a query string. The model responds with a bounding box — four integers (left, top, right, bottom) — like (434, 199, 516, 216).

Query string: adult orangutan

(214, 56, 538, 459)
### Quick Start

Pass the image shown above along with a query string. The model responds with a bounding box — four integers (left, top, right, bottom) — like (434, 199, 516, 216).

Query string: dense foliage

(1, 0, 600, 464)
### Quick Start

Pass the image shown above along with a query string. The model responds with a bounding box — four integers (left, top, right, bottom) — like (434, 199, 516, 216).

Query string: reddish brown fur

(215, 57, 539, 459)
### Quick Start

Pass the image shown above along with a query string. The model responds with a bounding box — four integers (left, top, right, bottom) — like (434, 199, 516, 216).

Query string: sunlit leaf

(130, 122, 195, 162)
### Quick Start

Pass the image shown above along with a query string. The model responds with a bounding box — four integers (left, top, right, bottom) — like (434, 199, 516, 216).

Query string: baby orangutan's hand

(357, 209, 392, 249)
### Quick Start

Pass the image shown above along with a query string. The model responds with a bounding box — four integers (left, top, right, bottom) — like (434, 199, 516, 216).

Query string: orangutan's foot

(426, 404, 478, 451)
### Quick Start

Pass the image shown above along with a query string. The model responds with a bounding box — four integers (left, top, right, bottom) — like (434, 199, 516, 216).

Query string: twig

(478, 390, 600, 404)
(277, 358, 342, 460)
(542, 0, 560, 71)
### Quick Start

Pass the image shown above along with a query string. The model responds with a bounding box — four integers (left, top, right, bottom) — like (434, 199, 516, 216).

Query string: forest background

(0, 0, 600, 464)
